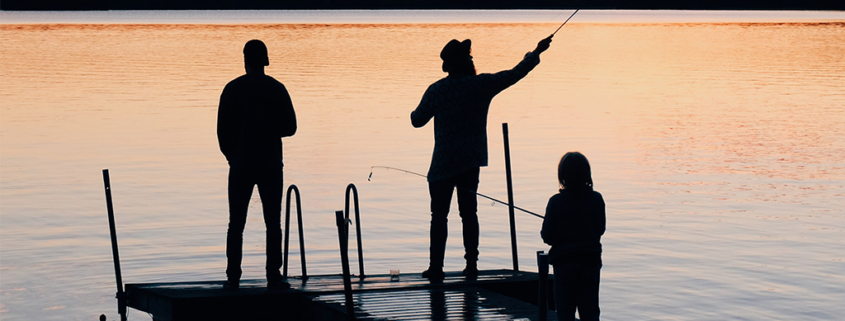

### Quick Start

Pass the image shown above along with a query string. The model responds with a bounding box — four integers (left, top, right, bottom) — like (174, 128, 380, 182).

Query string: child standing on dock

(541, 152, 605, 321)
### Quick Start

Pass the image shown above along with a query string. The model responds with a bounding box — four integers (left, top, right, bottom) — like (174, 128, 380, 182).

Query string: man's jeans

(427, 167, 480, 269)
(553, 261, 601, 321)
(226, 165, 283, 283)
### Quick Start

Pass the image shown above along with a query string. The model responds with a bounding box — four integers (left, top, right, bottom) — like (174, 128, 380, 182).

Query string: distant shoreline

(2, 10, 843, 25)
(2, 0, 843, 11)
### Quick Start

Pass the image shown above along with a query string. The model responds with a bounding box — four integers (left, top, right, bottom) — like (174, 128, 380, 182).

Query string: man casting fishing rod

(411, 35, 553, 279)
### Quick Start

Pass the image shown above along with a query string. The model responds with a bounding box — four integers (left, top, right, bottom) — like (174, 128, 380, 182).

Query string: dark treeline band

(3, 0, 843, 11)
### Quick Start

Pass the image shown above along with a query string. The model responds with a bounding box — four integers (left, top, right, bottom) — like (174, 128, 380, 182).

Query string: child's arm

(596, 193, 607, 237)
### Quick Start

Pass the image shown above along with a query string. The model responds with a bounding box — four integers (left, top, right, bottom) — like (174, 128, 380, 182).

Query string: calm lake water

(1, 10, 844, 321)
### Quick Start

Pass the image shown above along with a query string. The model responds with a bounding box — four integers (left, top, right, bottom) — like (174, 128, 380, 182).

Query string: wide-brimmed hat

(440, 39, 471, 72)
(243, 39, 269, 66)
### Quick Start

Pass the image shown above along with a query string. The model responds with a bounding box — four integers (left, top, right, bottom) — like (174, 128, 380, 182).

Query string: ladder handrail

(344, 183, 365, 279)
(283, 184, 308, 280)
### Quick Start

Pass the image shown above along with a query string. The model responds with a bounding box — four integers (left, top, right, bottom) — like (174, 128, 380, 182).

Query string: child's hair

(558, 152, 593, 193)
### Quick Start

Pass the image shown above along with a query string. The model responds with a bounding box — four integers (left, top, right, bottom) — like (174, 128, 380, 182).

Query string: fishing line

(369, 166, 544, 219)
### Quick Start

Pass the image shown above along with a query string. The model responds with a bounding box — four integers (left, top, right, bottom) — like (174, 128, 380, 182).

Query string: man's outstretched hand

(534, 35, 553, 54)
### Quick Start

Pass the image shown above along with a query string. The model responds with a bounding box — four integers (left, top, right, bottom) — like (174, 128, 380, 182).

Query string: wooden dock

(125, 269, 556, 321)
(103, 175, 558, 321)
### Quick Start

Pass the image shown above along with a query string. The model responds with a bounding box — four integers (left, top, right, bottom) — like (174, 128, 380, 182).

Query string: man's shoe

(268, 278, 291, 290)
(223, 280, 239, 290)
(421, 268, 445, 279)
(462, 266, 479, 278)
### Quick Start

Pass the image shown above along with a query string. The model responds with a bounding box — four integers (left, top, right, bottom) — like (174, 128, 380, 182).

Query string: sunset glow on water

(1, 10, 844, 320)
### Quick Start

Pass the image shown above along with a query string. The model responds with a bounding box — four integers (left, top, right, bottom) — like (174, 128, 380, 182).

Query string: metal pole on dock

(296, 189, 307, 279)
(284, 185, 308, 280)
(345, 184, 365, 278)
(335, 210, 356, 319)
(102, 169, 127, 321)
(537, 251, 550, 321)
(503, 123, 519, 271)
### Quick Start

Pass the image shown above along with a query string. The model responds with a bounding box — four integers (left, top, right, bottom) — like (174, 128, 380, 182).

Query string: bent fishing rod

(369, 166, 544, 219)
(366, 8, 585, 220)
(551, 7, 580, 36)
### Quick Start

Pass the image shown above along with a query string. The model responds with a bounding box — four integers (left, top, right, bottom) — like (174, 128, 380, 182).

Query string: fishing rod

(369, 166, 544, 219)
(551, 8, 580, 36)
(509, 5, 583, 125)
(482, 3, 582, 67)
(367, 7, 584, 220)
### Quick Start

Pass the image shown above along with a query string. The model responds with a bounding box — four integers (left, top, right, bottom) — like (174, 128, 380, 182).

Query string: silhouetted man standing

(411, 36, 552, 279)
(218, 39, 297, 290)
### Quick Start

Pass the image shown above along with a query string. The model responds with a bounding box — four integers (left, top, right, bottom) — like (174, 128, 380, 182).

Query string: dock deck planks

(315, 288, 556, 321)
(125, 269, 554, 321)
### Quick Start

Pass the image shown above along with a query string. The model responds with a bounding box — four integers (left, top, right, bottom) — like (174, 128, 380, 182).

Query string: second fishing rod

(370, 123, 544, 220)
(370, 165, 543, 219)
(371, 123, 542, 271)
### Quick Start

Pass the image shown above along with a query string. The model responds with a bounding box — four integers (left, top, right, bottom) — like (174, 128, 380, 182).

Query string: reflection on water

(316, 289, 545, 320)
(1, 13, 844, 321)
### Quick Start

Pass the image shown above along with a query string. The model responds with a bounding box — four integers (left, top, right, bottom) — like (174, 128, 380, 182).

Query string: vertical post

(537, 251, 550, 321)
(502, 123, 519, 271)
(283, 188, 292, 278)
(296, 191, 307, 280)
(335, 210, 355, 319)
(102, 169, 127, 321)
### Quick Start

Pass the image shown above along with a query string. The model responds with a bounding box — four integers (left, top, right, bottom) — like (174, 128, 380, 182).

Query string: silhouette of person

(217, 39, 297, 290)
(411, 36, 553, 279)
(541, 152, 606, 321)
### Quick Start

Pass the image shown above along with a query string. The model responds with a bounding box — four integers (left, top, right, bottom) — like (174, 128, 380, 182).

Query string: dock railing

(283, 184, 308, 280)
(344, 183, 365, 278)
